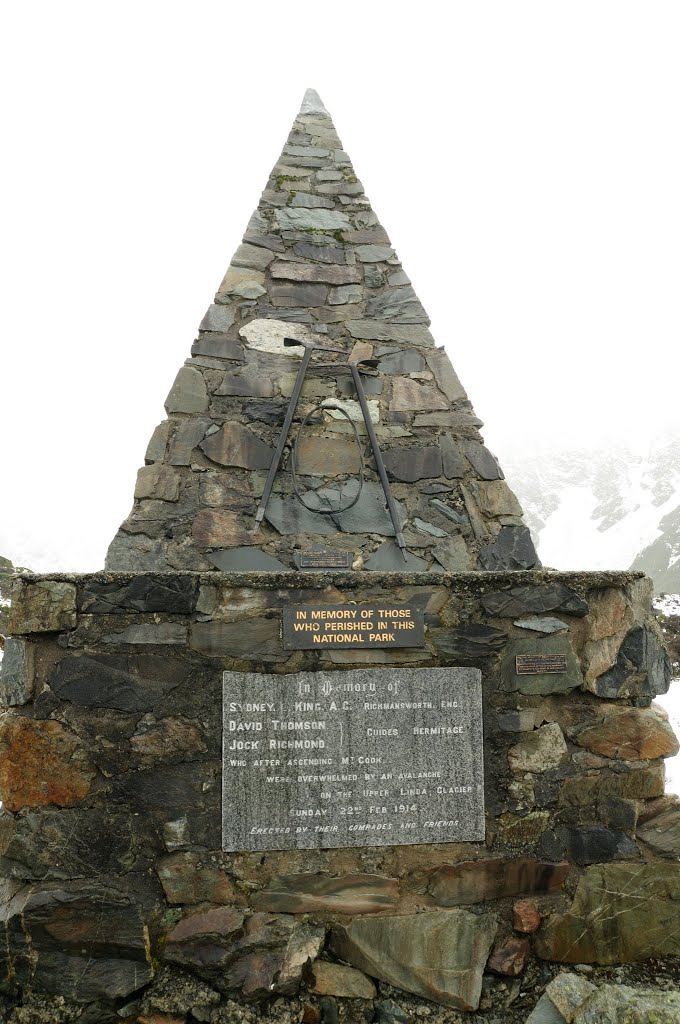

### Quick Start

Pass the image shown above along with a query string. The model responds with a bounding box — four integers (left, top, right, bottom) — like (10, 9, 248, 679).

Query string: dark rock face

(50, 653, 192, 712)
(0, 807, 150, 880)
(383, 445, 443, 482)
(555, 825, 640, 866)
(164, 906, 324, 999)
(79, 575, 199, 614)
(430, 624, 507, 660)
(592, 626, 672, 698)
(429, 858, 570, 906)
(0, 881, 154, 1001)
(479, 526, 540, 570)
(480, 583, 590, 618)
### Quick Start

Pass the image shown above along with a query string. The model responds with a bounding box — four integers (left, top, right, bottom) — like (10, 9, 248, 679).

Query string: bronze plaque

(282, 603, 424, 649)
(298, 550, 352, 569)
(516, 654, 568, 675)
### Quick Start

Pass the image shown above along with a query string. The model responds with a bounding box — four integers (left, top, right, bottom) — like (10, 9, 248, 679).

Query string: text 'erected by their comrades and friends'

(281, 603, 425, 649)
(222, 667, 485, 852)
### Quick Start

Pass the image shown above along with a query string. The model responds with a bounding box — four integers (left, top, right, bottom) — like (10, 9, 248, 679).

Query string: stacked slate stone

(107, 89, 539, 574)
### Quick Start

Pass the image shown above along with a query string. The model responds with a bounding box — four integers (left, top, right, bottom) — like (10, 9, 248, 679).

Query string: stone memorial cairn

(1, 91, 679, 1023)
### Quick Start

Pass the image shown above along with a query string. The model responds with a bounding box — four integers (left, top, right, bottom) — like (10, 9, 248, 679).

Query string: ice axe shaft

(349, 361, 408, 561)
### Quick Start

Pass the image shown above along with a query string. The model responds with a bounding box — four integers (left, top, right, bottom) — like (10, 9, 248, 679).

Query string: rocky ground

(2, 957, 680, 1024)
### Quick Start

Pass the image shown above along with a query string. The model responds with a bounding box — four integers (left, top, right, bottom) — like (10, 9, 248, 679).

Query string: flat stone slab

(222, 667, 484, 851)
(329, 909, 497, 1010)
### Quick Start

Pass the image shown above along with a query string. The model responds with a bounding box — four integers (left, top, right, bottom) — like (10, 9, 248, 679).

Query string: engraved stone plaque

(282, 603, 425, 649)
(515, 654, 568, 675)
(298, 550, 352, 569)
(222, 667, 484, 852)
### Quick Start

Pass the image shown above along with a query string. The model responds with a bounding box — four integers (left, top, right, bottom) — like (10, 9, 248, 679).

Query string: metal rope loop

(290, 403, 365, 514)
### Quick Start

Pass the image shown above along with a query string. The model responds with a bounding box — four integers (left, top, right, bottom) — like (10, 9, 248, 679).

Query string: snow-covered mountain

(503, 435, 680, 591)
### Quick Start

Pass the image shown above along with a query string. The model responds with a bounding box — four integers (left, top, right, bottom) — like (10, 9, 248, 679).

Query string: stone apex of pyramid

(299, 89, 329, 115)
(106, 91, 539, 574)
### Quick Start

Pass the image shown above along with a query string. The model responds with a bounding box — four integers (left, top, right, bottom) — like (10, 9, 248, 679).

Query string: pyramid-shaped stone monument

(107, 89, 538, 574)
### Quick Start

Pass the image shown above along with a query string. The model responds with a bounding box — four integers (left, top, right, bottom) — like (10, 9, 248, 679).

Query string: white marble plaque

(222, 667, 485, 851)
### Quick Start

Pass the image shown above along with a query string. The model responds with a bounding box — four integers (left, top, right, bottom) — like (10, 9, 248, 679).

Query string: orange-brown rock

(487, 935, 529, 976)
(429, 857, 570, 906)
(512, 899, 541, 934)
(575, 707, 679, 761)
(157, 852, 242, 905)
(0, 717, 94, 812)
(191, 509, 257, 549)
(301, 1007, 321, 1024)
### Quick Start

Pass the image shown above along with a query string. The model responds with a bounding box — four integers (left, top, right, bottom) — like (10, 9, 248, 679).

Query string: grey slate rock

(191, 335, 244, 361)
(481, 583, 589, 618)
(168, 417, 212, 466)
(199, 303, 236, 333)
(439, 434, 466, 478)
(293, 241, 347, 263)
(377, 350, 426, 374)
(429, 499, 468, 524)
(231, 242, 276, 270)
(515, 617, 570, 634)
(165, 366, 208, 414)
(269, 282, 328, 307)
(0, 637, 33, 705)
(289, 193, 334, 209)
(479, 526, 540, 570)
(207, 548, 289, 571)
(366, 286, 429, 323)
(50, 652, 192, 712)
(425, 348, 467, 402)
(431, 535, 473, 571)
(320, 997, 340, 1024)
(364, 541, 429, 572)
(414, 517, 448, 538)
(463, 441, 504, 480)
(79, 575, 199, 614)
(556, 825, 640, 866)
(525, 994, 568, 1024)
(593, 626, 672, 698)
(264, 495, 339, 536)
(354, 245, 395, 262)
(375, 999, 409, 1024)
(338, 374, 383, 396)
(346, 320, 435, 346)
(243, 399, 288, 426)
(191, 618, 283, 662)
(383, 445, 442, 482)
(242, 232, 286, 252)
(269, 261, 360, 284)
(313, 480, 406, 536)
(102, 624, 187, 645)
(275, 208, 350, 231)
(215, 369, 275, 398)
(431, 624, 507, 660)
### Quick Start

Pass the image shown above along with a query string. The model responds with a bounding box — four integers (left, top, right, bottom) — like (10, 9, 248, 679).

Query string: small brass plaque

(516, 654, 568, 675)
(298, 550, 352, 569)
(282, 603, 425, 649)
